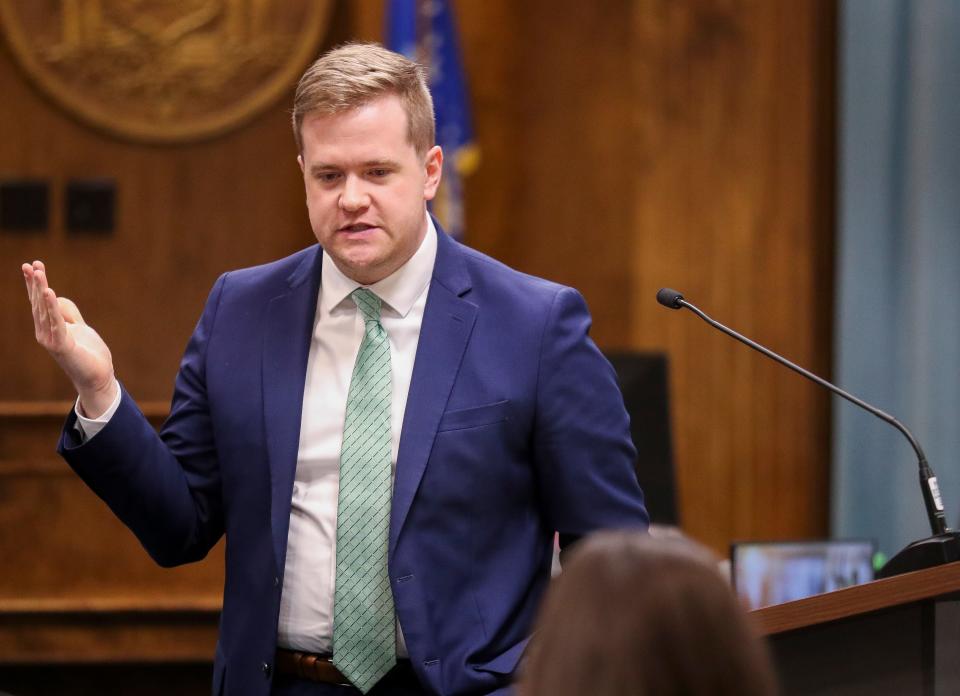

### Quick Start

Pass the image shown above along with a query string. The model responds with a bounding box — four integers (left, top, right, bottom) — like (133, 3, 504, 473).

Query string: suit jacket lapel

(390, 229, 476, 554)
(263, 247, 322, 576)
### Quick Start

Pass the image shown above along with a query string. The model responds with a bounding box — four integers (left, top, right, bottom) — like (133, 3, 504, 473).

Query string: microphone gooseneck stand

(656, 287, 960, 578)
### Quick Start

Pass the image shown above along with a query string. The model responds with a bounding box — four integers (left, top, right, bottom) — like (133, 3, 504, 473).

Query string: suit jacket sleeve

(57, 274, 228, 567)
(533, 286, 649, 542)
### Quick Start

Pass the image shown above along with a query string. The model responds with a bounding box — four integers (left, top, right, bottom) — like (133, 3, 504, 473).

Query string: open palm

(22, 261, 116, 414)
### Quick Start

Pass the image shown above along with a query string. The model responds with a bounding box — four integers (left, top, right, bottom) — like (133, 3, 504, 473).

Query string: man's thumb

(58, 297, 84, 324)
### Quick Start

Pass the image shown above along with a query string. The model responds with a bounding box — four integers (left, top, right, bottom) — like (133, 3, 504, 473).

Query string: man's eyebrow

(360, 159, 401, 168)
(309, 160, 401, 174)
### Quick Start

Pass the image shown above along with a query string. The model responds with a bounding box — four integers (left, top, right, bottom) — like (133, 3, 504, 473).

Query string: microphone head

(656, 288, 685, 309)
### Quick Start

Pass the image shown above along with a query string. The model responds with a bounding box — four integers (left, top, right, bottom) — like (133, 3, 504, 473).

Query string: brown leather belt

(275, 649, 351, 685)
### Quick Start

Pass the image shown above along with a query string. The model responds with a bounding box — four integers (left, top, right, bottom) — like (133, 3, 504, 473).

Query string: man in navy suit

(22, 43, 648, 695)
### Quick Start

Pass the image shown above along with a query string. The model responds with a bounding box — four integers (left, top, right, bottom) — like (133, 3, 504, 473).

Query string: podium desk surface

(750, 560, 960, 636)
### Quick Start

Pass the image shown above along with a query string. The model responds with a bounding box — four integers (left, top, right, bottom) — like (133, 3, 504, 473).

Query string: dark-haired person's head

(521, 531, 779, 696)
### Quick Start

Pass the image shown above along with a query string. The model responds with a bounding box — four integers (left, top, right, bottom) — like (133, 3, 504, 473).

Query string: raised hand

(22, 261, 118, 417)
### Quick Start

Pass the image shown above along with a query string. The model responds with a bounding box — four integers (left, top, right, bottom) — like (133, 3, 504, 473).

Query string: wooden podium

(751, 561, 960, 695)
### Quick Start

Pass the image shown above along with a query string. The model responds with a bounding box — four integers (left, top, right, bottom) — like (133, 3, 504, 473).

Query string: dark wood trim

(0, 599, 220, 664)
(0, 596, 221, 614)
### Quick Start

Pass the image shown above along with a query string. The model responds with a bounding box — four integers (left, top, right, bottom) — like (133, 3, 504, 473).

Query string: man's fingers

(24, 263, 38, 307)
(24, 265, 45, 336)
(23, 261, 80, 349)
(28, 261, 47, 306)
(35, 270, 49, 324)
(24, 263, 36, 306)
(45, 289, 62, 337)
(21, 263, 34, 300)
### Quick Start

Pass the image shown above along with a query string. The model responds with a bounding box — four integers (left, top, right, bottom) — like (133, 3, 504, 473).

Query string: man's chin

(331, 253, 388, 285)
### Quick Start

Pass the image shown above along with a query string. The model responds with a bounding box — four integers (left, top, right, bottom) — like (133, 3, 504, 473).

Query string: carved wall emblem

(0, 0, 333, 142)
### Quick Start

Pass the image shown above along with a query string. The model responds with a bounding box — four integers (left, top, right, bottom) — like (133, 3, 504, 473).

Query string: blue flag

(387, 0, 479, 239)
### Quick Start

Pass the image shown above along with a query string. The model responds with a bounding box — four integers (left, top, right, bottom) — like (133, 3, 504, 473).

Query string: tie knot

(351, 288, 382, 322)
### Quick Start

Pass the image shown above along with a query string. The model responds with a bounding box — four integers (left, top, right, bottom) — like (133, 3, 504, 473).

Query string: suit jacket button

(262, 662, 272, 678)
(273, 576, 280, 587)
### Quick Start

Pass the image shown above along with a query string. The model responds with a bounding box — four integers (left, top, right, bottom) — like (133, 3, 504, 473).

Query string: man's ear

(423, 145, 443, 201)
(297, 154, 305, 173)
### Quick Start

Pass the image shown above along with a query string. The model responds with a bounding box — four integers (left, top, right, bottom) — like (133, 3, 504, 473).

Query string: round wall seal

(0, 0, 333, 143)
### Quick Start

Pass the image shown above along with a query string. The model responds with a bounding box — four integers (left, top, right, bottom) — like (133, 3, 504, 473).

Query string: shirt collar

(320, 213, 438, 318)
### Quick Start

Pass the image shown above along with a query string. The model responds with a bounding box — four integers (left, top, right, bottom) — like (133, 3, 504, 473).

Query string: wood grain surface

(751, 560, 960, 635)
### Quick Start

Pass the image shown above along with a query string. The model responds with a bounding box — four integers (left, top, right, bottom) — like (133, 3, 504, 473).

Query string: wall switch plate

(66, 179, 115, 234)
(0, 179, 49, 232)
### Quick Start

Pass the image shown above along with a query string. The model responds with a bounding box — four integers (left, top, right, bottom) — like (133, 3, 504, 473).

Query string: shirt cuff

(73, 379, 122, 442)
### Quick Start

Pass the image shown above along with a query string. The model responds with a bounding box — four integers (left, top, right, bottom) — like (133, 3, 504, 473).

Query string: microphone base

(875, 531, 960, 579)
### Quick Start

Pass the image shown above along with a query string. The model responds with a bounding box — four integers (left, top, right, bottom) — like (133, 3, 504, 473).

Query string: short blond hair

(292, 42, 435, 155)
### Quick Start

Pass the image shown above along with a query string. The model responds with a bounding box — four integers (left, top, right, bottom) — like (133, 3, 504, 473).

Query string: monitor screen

(731, 539, 875, 610)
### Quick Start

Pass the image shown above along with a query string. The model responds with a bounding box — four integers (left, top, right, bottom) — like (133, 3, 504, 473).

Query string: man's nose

(339, 176, 370, 211)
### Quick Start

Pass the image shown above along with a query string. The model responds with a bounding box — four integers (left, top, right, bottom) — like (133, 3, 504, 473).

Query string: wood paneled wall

(626, 1, 836, 548)
(0, 0, 835, 680)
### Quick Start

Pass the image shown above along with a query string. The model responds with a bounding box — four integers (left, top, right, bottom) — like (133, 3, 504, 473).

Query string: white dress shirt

(76, 215, 439, 658)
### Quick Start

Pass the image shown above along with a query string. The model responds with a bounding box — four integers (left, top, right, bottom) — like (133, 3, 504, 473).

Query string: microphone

(657, 287, 960, 579)
(656, 288, 685, 309)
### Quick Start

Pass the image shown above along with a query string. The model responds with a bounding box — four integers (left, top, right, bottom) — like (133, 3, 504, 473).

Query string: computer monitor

(730, 539, 875, 610)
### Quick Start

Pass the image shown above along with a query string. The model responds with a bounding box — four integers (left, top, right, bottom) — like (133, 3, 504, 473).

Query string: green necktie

(332, 288, 396, 693)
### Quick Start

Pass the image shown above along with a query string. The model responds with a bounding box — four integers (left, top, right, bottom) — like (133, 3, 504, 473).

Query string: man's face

(298, 95, 442, 285)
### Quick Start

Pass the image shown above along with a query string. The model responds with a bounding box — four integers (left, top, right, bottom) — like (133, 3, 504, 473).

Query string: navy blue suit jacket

(59, 226, 648, 695)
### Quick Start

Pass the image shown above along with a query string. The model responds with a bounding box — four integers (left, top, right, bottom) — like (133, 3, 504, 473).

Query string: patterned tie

(332, 288, 396, 693)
